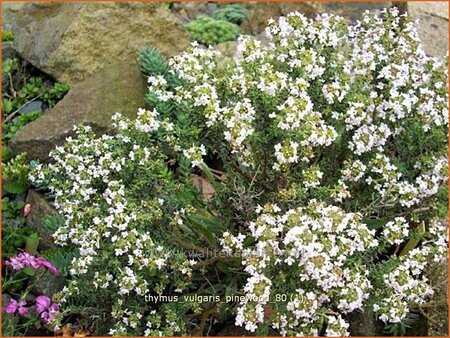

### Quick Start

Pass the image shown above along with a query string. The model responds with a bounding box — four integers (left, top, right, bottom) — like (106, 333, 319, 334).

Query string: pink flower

(5, 298, 29, 315)
(4, 252, 60, 275)
(35, 295, 51, 313)
(35, 257, 60, 275)
(23, 203, 32, 217)
(35, 295, 59, 323)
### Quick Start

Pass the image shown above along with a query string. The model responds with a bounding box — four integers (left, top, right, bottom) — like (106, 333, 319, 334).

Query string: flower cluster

(36, 295, 60, 323)
(382, 217, 409, 245)
(374, 219, 448, 324)
(29, 123, 199, 335)
(6, 295, 60, 324)
(6, 299, 29, 316)
(223, 201, 378, 335)
(4, 252, 59, 275)
(141, 7, 445, 336)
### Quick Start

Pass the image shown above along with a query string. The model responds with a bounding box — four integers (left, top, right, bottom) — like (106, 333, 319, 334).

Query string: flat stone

(171, 2, 221, 24)
(347, 309, 383, 336)
(2, 41, 17, 60)
(408, 1, 448, 20)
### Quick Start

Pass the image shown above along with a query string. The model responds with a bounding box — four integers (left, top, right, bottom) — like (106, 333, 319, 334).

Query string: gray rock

(3, 2, 190, 86)
(32, 271, 65, 296)
(24, 190, 57, 250)
(10, 56, 147, 161)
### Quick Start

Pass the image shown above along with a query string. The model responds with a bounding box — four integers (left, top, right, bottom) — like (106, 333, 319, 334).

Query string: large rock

(10, 56, 146, 161)
(2, 1, 190, 86)
(406, 2, 448, 58)
(25, 190, 57, 249)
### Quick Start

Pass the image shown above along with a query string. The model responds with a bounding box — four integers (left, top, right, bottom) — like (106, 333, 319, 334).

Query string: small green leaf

(25, 232, 39, 254)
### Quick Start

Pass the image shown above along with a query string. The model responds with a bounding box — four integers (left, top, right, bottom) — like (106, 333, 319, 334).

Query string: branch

(193, 303, 219, 336)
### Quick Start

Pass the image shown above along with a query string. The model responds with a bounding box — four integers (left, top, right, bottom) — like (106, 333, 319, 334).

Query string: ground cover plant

(185, 4, 247, 46)
(4, 7, 448, 336)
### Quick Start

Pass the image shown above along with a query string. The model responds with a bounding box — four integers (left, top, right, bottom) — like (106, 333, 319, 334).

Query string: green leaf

(25, 232, 39, 254)
(3, 181, 28, 194)
(2, 147, 12, 162)
(43, 214, 64, 232)
(22, 266, 36, 276)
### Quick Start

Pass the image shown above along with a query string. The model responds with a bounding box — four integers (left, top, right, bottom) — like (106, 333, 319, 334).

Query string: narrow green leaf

(200, 162, 223, 194)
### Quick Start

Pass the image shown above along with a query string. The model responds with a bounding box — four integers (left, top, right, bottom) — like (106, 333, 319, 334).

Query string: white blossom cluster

(223, 201, 379, 335)
(146, 8, 447, 207)
(204, 8, 446, 336)
(374, 219, 448, 324)
(29, 122, 193, 335)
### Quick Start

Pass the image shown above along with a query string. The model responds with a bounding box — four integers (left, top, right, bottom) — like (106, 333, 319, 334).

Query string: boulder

(2, 2, 190, 86)
(25, 190, 57, 250)
(10, 56, 146, 161)
(17, 100, 45, 116)
(406, 2, 448, 58)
